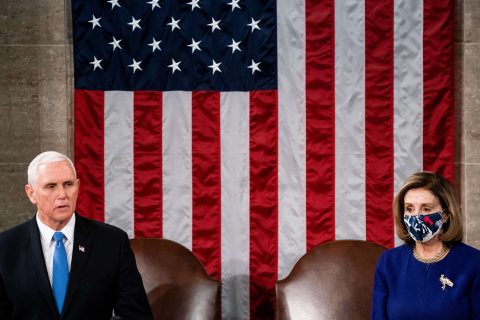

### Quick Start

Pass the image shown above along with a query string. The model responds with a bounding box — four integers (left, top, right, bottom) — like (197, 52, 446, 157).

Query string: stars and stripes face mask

(403, 212, 444, 243)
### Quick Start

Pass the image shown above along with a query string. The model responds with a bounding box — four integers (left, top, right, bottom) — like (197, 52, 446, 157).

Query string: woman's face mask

(403, 211, 444, 243)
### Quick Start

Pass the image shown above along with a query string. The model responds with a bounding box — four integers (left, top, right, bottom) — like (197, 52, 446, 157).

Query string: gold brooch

(440, 274, 453, 290)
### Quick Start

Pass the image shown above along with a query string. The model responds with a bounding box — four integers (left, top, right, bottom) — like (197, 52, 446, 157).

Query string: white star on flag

(187, 0, 200, 11)
(148, 37, 162, 52)
(208, 60, 222, 74)
(247, 18, 261, 32)
(89, 56, 102, 70)
(147, 0, 161, 10)
(107, 0, 121, 9)
(168, 58, 182, 74)
(187, 39, 202, 53)
(109, 36, 122, 51)
(227, 0, 241, 11)
(167, 17, 181, 31)
(88, 15, 101, 30)
(128, 59, 142, 73)
(247, 59, 261, 74)
(228, 39, 241, 53)
(127, 17, 142, 31)
(208, 18, 221, 32)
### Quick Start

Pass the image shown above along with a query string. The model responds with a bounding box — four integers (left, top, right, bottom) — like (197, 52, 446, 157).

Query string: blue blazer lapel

(25, 218, 58, 315)
(61, 214, 93, 317)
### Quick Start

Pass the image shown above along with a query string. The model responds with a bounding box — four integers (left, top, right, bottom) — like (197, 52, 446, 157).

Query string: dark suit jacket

(0, 213, 153, 320)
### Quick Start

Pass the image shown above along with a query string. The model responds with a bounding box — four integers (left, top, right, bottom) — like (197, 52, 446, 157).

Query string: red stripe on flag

(365, 0, 394, 248)
(306, 0, 335, 250)
(423, 0, 455, 181)
(74, 90, 105, 222)
(133, 91, 163, 238)
(249, 90, 278, 319)
(191, 91, 221, 279)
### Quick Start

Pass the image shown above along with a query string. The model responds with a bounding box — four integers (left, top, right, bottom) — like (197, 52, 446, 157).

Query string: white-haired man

(0, 151, 153, 319)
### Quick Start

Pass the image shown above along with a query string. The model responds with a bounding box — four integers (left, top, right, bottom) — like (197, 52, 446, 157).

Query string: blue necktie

(52, 232, 69, 313)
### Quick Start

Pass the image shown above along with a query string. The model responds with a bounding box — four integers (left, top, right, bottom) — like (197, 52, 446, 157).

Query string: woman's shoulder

(451, 242, 480, 259)
(377, 244, 411, 263)
(447, 243, 480, 276)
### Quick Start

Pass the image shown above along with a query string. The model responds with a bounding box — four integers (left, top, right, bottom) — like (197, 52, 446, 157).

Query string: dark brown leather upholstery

(130, 238, 220, 320)
(276, 240, 387, 320)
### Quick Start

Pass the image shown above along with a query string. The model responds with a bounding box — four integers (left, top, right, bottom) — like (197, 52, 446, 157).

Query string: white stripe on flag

(335, 0, 366, 240)
(393, 0, 424, 189)
(162, 91, 193, 249)
(104, 91, 134, 238)
(277, 0, 307, 279)
(220, 92, 250, 320)
(393, 0, 424, 246)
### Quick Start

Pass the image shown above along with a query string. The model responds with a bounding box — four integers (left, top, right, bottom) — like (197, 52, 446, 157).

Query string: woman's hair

(393, 171, 463, 246)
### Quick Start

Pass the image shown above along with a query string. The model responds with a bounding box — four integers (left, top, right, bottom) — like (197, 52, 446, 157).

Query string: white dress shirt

(36, 213, 75, 286)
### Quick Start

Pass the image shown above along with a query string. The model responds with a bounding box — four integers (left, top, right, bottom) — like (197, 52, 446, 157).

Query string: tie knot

(53, 232, 65, 243)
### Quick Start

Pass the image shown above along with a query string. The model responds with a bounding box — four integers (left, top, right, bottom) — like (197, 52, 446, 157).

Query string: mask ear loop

(440, 208, 449, 225)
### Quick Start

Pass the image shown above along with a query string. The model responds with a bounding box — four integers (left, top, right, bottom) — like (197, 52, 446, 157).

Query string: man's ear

(25, 184, 37, 205)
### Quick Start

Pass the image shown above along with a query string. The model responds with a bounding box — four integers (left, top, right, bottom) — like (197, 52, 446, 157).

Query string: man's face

(25, 161, 80, 230)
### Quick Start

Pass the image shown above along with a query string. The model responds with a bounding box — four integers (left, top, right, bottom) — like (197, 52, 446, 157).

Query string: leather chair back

(276, 240, 387, 320)
(130, 238, 220, 320)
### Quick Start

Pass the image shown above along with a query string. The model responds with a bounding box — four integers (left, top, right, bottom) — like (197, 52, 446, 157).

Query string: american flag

(72, 0, 455, 318)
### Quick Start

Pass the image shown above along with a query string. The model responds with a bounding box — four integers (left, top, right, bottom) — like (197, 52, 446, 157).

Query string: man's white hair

(27, 151, 76, 186)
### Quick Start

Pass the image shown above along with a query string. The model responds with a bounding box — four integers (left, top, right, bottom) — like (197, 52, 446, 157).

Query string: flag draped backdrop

(72, 0, 455, 318)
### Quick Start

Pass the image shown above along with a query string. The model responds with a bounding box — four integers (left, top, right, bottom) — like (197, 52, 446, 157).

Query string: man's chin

(52, 209, 74, 222)
(38, 211, 74, 230)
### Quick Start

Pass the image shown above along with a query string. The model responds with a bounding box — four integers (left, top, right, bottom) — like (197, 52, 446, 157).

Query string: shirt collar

(36, 213, 76, 245)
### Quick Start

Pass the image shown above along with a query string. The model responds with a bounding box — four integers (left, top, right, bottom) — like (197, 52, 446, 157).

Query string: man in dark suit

(0, 151, 153, 319)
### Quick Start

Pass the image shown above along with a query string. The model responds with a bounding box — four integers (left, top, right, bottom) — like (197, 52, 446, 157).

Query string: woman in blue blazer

(371, 171, 480, 320)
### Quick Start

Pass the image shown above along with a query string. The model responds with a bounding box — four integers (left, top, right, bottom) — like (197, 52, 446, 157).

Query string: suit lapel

(61, 214, 93, 317)
(25, 217, 58, 315)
